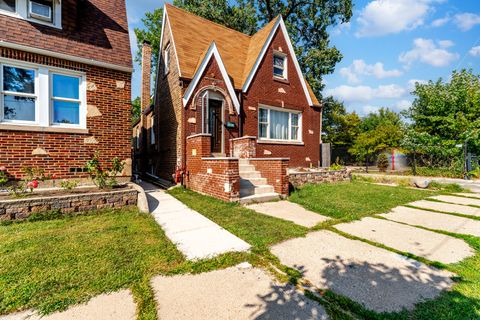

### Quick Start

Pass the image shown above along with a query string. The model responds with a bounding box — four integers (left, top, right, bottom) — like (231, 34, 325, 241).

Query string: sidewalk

(141, 182, 250, 260)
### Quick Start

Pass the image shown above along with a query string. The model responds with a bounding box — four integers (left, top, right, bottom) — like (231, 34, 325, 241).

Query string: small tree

(377, 153, 389, 172)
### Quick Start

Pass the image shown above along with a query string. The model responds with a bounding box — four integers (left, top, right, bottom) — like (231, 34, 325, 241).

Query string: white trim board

(241, 16, 314, 107)
(182, 42, 240, 113)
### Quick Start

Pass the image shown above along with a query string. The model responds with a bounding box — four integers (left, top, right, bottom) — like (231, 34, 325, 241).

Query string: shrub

(85, 152, 125, 189)
(329, 162, 344, 171)
(0, 166, 8, 187)
(8, 167, 49, 198)
(60, 179, 79, 191)
(377, 153, 389, 172)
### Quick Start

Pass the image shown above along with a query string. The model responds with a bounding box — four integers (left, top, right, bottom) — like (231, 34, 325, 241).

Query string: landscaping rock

(335, 217, 474, 264)
(151, 265, 327, 319)
(413, 179, 431, 189)
(381, 206, 480, 237)
(271, 230, 453, 313)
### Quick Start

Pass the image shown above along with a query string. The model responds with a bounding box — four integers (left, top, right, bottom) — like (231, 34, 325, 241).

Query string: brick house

(136, 4, 322, 202)
(0, 0, 132, 182)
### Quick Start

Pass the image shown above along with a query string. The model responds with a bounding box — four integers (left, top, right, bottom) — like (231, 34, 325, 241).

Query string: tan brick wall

(0, 48, 132, 180)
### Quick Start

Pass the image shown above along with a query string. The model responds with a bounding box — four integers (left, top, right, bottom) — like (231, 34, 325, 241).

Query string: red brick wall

(249, 159, 289, 196)
(230, 136, 256, 158)
(0, 48, 132, 180)
(185, 134, 240, 202)
(184, 58, 240, 158)
(242, 28, 321, 168)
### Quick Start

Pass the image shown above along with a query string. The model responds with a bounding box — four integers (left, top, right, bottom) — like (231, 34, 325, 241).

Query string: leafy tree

(131, 97, 141, 124)
(377, 153, 389, 172)
(322, 97, 361, 147)
(405, 69, 480, 154)
(133, 8, 163, 69)
(136, 0, 353, 98)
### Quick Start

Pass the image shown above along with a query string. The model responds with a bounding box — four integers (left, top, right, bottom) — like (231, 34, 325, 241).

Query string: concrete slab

(271, 230, 453, 313)
(380, 206, 480, 237)
(454, 192, 480, 199)
(246, 201, 330, 228)
(0, 290, 136, 320)
(141, 182, 250, 260)
(430, 195, 480, 207)
(335, 217, 474, 264)
(409, 200, 480, 217)
(151, 265, 328, 320)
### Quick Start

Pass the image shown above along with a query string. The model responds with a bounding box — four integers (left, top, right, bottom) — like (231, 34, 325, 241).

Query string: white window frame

(164, 44, 171, 75)
(0, 62, 39, 125)
(258, 105, 302, 142)
(0, 58, 86, 129)
(135, 127, 140, 149)
(273, 51, 287, 80)
(150, 115, 155, 145)
(0, 0, 61, 29)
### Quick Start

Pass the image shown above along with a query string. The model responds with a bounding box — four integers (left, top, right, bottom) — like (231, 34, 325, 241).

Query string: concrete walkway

(151, 264, 328, 319)
(430, 195, 480, 207)
(410, 200, 480, 217)
(141, 182, 250, 260)
(246, 201, 330, 228)
(0, 290, 136, 320)
(335, 217, 474, 264)
(381, 206, 480, 237)
(271, 230, 453, 313)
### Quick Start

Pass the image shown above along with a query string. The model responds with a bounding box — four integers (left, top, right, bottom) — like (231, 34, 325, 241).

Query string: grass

(0, 206, 252, 318)
(289, 181, 437, 223)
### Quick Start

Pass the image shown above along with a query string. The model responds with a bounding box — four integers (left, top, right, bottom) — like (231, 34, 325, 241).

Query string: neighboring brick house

(136, 4, 322, 202)
(0, 0, 132, 181)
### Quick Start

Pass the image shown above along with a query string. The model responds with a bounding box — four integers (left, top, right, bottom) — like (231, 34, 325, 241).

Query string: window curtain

(269, 110, 289, 140)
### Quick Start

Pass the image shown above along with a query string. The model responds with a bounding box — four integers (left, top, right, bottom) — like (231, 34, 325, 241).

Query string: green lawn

(289, 181, 437, 223)
(0, 207, 250, 318)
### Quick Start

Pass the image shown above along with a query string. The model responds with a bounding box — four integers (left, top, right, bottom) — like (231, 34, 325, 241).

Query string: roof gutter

(0, 41, 133, 73)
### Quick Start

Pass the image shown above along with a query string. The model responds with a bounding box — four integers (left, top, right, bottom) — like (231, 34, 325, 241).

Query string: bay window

(0, 59, 86, 129)
(258, 106, 302, 142)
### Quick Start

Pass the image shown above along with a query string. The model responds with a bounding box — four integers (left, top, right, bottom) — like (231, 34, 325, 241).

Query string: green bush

(377, 153, 389, 172)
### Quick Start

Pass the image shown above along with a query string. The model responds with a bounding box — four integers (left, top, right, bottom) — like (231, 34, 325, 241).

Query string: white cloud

(438, 40, 454, 48)
(396, 99, 412, 110)
(431, 16, 450, 27)
(356, 0, 441, 37)
(325, 84, 406, 103)
(332, 22, 351, 35)
(363, 105, 381, 114)
(129, 27, 138, 57)
(469, 46, 480, 57)
(399, 38, 459, 67)
(454, 13, 480, 31)
(407, 79, 428, 90)
(339, 59, 402, 84)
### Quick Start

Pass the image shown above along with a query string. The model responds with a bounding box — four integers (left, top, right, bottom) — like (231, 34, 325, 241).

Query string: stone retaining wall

(0, 189, 138, 221)
(289, 169, 351, 188)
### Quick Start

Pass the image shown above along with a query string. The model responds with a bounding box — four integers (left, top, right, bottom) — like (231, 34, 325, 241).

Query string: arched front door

(201, 91, 224, 154)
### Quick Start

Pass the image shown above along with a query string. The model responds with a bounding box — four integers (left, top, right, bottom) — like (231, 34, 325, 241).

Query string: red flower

(27, 180, 39, 189)
(0, 166, 6, 171)
(52, 174, 57, 179)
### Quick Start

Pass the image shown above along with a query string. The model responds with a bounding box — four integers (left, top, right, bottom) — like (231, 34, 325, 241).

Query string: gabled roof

(0, 0, 132, 71)
(183, 42, 241, 113)
(164, 4, 320, 106)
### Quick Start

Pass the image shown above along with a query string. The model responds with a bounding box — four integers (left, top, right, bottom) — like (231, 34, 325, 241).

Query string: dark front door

(208, 99, 223, 153)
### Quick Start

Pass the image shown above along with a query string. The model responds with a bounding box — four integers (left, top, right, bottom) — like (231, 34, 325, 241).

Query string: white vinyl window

(273, 52, 287, 79)
(164, 44, 170, 75)
(150, 115, 155, 145)
(135, 127, 140, 149)
(0, 59, 86, 129)
(0, 0, 61, 28)
(258, 106, 302, 142)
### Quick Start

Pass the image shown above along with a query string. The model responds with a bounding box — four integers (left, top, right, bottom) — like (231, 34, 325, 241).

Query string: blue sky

(126, 0, 480, 115)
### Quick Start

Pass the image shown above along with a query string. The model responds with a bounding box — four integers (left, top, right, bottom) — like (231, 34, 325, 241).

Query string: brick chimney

(140, 40, 152, 112)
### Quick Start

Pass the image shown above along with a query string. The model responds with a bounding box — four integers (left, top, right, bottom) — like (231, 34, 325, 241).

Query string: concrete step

(239, 193, 280, 205)
(239, 171, 262, 179)
(239, 158, 251, 165)
(239, 164, 256, 172)
(240, 185, 275, 197)
(240, 177, 268, 186)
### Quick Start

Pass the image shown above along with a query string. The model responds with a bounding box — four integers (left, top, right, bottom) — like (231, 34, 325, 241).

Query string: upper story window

(164, 44, 171, 75)
(0, 59, 86, 129)
(258, 106, 302, 142)
(150, 115, 155, 145)
(273, 52, 287, 79)
(0, 0, 16, 13)
(0, 0, 61, 28)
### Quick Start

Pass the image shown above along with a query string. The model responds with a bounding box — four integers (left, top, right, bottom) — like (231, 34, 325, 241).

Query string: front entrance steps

(239, 159, 279, 204)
